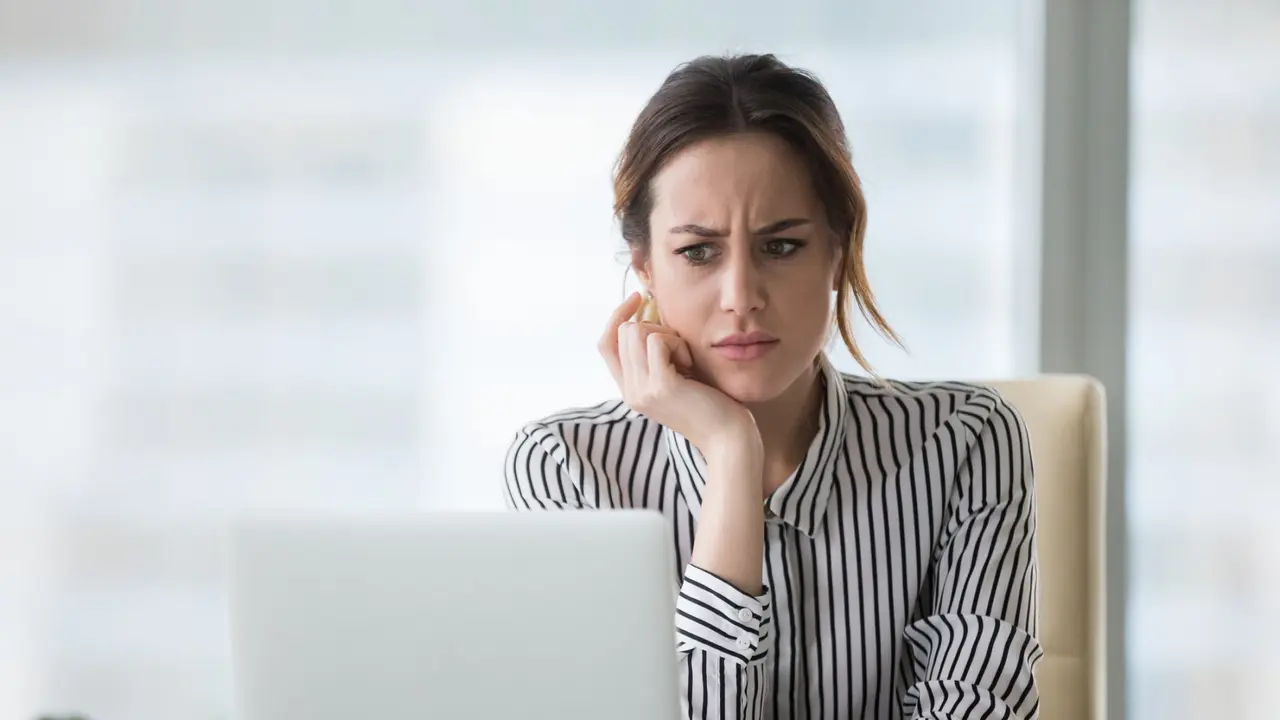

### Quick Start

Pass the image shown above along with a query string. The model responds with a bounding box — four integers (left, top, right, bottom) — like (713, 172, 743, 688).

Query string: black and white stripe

(504, 355, 1042, 719)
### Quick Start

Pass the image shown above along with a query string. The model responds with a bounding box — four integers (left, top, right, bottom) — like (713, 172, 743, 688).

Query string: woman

(504, 53, 1041, 720)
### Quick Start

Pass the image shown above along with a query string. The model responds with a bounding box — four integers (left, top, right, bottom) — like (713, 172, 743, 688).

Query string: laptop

(228, 511, 679, 720)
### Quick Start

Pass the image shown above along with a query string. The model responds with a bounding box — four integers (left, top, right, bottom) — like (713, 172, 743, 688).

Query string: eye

(763, 238, 805, 257)
(676, 243, 718, 266)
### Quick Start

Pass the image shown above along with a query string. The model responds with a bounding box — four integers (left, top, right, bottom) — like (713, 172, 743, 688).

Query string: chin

(704, 365, 792, 405)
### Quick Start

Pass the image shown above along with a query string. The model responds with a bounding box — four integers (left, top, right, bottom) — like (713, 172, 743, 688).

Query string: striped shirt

(503, 355, 1042, 720)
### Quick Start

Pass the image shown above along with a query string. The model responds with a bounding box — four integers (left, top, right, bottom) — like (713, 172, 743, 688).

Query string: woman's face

(637, 132, 841, 404)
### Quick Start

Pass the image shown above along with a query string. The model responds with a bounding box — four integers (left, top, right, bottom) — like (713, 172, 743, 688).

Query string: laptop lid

(229, 511, 678, 720)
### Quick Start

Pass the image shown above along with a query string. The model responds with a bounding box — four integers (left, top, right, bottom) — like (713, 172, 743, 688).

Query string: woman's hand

(599, 293, 761, 458)
(601, 294, 766, 596)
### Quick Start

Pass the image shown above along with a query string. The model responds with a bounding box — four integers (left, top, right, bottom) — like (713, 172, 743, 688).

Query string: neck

(744, 358, 825, 496)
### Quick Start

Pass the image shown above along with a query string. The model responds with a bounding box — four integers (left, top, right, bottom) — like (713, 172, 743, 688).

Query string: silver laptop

(228, 511, 678, 720)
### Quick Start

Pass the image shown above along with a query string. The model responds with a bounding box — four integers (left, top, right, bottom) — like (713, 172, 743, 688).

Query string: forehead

(649, 133, 821, 222)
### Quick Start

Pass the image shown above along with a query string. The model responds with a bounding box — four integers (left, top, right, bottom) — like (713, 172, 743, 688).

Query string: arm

(900, 392, 1043, 720)
(503, 425, 773, 720)
(690, 439, 766, 595)
(676, 437, 772, 720)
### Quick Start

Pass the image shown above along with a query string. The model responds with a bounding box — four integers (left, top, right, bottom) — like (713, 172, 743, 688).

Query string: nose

(718, 247, 766, 316)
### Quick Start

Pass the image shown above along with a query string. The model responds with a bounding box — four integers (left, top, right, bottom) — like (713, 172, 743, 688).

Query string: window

(1128, 0, 1280, 717)
(0, 2, 1028, 718)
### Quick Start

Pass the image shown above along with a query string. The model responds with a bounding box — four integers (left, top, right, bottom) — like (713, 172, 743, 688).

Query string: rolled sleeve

(901, 390, 1043, 719)
(676, 563, 772, 666)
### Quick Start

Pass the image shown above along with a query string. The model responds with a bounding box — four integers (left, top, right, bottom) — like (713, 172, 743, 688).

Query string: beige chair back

(988, 376, 1107, 720)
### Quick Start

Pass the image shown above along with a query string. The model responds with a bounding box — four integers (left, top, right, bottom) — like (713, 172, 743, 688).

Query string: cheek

(656, 290, 710, 337)
(795, 287, 834, 333)
(771, 273, 835, 350)
(777, 264, 834, 312)
(651, 262, 713, 327)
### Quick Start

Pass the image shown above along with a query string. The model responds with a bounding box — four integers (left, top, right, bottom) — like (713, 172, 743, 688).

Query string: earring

(640, 292, 661, 324)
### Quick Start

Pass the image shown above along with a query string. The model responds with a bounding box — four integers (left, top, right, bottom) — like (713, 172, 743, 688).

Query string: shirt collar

(665, 354, 850, 538)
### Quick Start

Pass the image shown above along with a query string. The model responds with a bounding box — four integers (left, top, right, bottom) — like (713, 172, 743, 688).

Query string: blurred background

(0, 0, 1275, 718)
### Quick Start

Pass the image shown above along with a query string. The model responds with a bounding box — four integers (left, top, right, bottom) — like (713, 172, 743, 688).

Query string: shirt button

(735, 637, 752, 650)
(738, 608, 753, 622)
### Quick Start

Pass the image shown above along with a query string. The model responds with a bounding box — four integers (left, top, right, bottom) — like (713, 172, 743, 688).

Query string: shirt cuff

(675, 563, 772, 666)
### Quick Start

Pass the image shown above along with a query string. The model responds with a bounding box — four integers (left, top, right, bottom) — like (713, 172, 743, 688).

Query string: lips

(711, 332, 779, 361)
(713, 331, 778, 346)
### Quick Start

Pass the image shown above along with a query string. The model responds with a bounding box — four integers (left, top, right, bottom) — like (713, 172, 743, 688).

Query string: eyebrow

(668, 218, 811, 238)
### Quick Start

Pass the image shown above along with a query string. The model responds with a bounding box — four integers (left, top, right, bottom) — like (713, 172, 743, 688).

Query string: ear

(630, 249, 652, 293)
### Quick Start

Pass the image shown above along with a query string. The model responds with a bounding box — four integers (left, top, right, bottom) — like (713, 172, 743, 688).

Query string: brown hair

(612, 53, 901, 374)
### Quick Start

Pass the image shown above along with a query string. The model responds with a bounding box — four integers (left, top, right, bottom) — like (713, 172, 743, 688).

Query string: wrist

(703, 426, 764, 471)
(706, 430, 762, 481)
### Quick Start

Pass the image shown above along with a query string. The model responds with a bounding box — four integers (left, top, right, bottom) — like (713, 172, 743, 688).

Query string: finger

(636, 327, 693, 373)
(670, 337, 694, 372)
(646, 332, 678, 383)
(616, 322, 631, 391)
(599, 293, 644, 384)
(609, 293, 645, 333)
(602, 340, 623, 389)
(619, 322, 649, 393)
